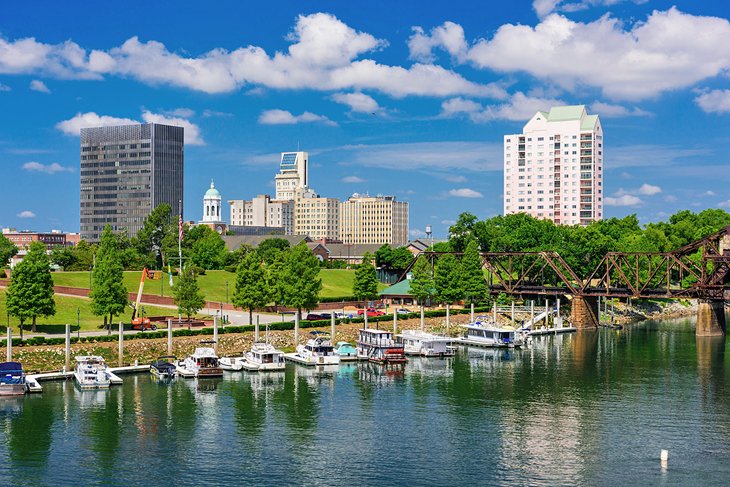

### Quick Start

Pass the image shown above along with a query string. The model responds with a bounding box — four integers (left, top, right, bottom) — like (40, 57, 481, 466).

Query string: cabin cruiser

(286, 331, 341, 366)
(177, 345, 224, 378)
(397, 330, 455, 357)
(219, 356, 246, 371)
(356, 328, 407, 365)
(460, 317, 524, 348)
(0, 362, 27, 395)
(150, 356, 177, 379)
(74, 356, 113, 389)
(241, 342, 286, 371)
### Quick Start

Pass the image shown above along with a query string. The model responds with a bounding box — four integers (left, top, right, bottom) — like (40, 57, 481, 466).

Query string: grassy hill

(50, 269, 386, 302)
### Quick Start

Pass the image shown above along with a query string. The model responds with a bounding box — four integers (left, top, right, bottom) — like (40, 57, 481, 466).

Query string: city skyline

(2, 0, 729, 238)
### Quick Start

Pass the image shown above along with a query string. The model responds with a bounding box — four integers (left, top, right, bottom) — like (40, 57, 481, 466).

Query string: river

(0, 316, 728, 486)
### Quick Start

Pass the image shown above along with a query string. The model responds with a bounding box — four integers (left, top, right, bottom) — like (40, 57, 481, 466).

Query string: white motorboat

(285, 331, 341, 366)
(177, 345, 224, 378)
(74, 356, 112, 389)
(356, 328, 407, 365)
(219, 356, 245, 371)
(150, 356, 177, 379)
(0, 362, 27, 396)
(241, 342, 286, 371)
(459, 317, 524, 348)
(397, 330, 455, 357)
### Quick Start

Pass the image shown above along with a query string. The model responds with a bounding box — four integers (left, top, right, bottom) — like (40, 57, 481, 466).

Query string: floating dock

(452, 338, 520, 349)
(25, 364, 150, 392)
(528, 326, 577, 335)
(283, 353, 342, 367)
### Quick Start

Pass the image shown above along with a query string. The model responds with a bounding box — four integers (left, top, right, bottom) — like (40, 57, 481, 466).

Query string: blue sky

(1, 0, 729, 238)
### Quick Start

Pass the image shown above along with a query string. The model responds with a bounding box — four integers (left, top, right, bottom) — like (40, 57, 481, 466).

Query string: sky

(1, 0, 729, 238)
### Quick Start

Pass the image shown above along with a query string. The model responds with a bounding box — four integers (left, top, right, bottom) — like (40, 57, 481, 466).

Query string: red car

(357, 308, 385, 317)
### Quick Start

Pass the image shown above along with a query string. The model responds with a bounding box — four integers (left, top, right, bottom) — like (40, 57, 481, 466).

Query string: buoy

(660, 449, 668, 462)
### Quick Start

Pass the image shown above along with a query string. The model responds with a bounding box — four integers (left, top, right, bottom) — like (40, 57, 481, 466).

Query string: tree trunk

(108, 312, 112, 335)
(249, 309, 253, 326)
(19, 319, 23, 340)
(298, 308, 302, 321)
(32, 316, 37, 333)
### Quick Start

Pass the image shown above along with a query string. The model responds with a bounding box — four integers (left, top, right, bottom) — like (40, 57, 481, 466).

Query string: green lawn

(0, 290, 193, 333)
(51, 269, 386, 302)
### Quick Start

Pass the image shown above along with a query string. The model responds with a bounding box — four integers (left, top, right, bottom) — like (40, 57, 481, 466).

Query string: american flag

(179, 214, 183, 241)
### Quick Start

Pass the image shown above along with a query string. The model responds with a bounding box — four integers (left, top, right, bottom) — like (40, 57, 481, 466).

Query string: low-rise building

(293, 188, 340, 241)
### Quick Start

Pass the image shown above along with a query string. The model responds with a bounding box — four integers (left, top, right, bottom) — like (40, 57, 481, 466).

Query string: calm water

(1, 317, 729, 486)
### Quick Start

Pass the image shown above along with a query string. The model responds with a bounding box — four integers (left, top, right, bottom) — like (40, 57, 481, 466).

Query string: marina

(397, 330, 455, 357)
(285, 331, 341, 366)
(240, 342, 286, 371)
(176, 345, 224, 378)
(356, 328, 407, 364)
(457, 317, 525, 348)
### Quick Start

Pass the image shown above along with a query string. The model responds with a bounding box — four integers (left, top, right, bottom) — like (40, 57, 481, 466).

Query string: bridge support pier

(571, 296, 599, 329)
(696, 300, 726, 336)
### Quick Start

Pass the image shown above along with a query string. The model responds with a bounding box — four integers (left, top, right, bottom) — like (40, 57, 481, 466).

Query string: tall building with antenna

(274, 151, 308, 200)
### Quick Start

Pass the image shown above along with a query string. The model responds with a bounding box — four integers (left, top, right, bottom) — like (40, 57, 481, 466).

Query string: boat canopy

(309, 331, 330, 336)
(0, 362, 23, 372)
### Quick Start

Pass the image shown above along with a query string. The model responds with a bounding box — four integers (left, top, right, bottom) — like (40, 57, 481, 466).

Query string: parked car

(357, 308, 385, 317)
(319, 312, 332, 319)
(396, 308, 411, 315)
(305, 313, 324, 321)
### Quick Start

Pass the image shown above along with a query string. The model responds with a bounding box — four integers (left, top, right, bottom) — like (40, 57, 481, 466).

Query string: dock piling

(118, 321, 123, 367)
(65, 324, 71, 370)
(470, 302, 474, 322)
(167, 318, 173, 355)
(331, 313, 335, 341)
(393, 307, 398, 335)
(294, 314, 299, 346)
(531, 301, 534, 330)
(255, 316, 260, 341)
(6, 327, 11, 362)
(511, 301, 515, 327)
(420, 305, 425, 332)
(213, 317, 218, 353)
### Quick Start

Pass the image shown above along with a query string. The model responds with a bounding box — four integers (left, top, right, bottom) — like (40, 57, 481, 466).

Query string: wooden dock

(25, 364, 151, 392)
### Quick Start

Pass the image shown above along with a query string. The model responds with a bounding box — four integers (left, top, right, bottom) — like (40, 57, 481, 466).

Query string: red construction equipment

(130, 268, 158, 331)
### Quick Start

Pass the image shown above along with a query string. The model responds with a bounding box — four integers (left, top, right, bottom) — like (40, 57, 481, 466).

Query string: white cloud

(140, 110, 204, 145)
(0, 83, 10, 91)
(202, 109, 233, 118)
(448, 188, 484, 198)
(17, 210, 36, 218)
(533, 0, 648, 19)
(605, 194, 643, 206)
(331, 92, 381, 113)
(441, 92, 565, 122)
(702, 190, 717, 197)
(694, 89, 730, 114)
(340, 141, 503, 173)
(29, 79, 50, 93)
(441, 219, 456, 225)
(409, 229, 427, 238)
(258, 109, 335, 126)
(341, 176, 365, 183)
(664, 195, 678, 203)
(590, 101, 651, 118)
(637, 183, 661, 196)
(408, 22, 468, 62)
(419, 8, 730, 100)
(55, 111, 204, 145)
(0, 13, 503, 99)
(719, 200, 730, 208)
(22, 161, 73, 174)
(163, 107, 195, 118)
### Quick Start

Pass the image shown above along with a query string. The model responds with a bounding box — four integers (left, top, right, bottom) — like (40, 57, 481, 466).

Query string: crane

(131, 268, 158, 331)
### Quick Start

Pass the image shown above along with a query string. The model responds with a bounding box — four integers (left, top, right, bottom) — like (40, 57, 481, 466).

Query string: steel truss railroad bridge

(401, 226, 730, 336)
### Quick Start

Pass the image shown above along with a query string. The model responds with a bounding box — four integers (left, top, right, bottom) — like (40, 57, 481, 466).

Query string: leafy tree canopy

(352, 252, 379, 301)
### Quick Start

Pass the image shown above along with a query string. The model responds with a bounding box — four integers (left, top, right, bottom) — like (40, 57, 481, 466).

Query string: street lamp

(77, 307, 80, 339)
(226, 280, 229, 304)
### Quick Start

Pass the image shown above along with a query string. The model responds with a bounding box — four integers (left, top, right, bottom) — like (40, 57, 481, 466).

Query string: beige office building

(228, 195, 294, 235)
(340, 194, 409, 246)
(275, 151, 308, 201)
(293, 188, 340, 240)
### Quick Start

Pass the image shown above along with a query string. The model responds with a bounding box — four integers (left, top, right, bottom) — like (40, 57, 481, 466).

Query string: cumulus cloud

(258, 109, 335, 126)
(441, 92, 565, 122)
(29, 79, 50, 93)
(637, 183, 661, 196)
(719, 200, 730, 208)
(702, 190, 716, 197)
(341, 176, 365, 183)
(448, 188, 484, 198)
(55, 110, 204, 145)
(0, 13, 503, 99)
(0, 83, 11, 91)
(22, 161, 73, 174)
(331, 92, 381, 113)
(17, 210, 36, 218)
(694, 89, 730, 114)
(591, 101, 651, 118)
(605, 194, 643, 206)
(533, 0, 648, 19)
(408, 21, 468, 62)
(417, 8, 730, 100)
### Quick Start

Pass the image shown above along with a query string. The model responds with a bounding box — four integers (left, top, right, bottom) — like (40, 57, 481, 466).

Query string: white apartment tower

(503, 105, 603, 226)
(340, 194, 409, 246)
(275, 151, 308, 200)
(228, 195, 294, 235)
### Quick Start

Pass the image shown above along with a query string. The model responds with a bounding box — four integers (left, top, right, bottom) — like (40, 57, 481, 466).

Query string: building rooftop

(205, 180, 221, 198)
(546, 105, 587, 122)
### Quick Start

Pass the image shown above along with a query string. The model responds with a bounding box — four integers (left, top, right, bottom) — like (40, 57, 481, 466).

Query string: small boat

(397, 330, 455, 357)
(242, 342, 286, 371)
(150, 356, 177, 379)
(219, 356, 245, 371)
(460, 318, 524, 348)
(333, 341, 358, 360)
(286, 331, 341, 366)
(177, 344, 224, 378)
(0, 362, 27, 396)
(356, 328, 407, 365)
(74, 356, 112, 390)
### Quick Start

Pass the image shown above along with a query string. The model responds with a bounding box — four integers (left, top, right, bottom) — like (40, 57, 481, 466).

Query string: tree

(233, 251, 270, 325)
(448, 212, 478, 252)
(174, 268, 205, 321)
(49, 245, 77, 270)
(409, 256, 434, 306)
(189, 226, 227, 270)
(0, 234, 18, 268)
(462, 240, 488, 304)
(282, 242, 322, 319)
(352, 252, 378, 302)
(390, 247, 415, 273)
(266, 249, 289, 315)
(89, 226, 129, 333)
(134, 203, 172, 269)
(435, 254, 464, 304)
(257, 238, 291, 264)
(6, 241, 56, 333)
(375, 244, 392, 268)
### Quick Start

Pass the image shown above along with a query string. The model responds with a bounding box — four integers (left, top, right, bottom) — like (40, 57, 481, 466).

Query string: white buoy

(660, 449, 668, 462)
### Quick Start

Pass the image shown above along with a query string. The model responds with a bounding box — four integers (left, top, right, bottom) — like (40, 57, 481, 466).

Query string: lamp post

(77, 307, 80, 339)
(226, 280, 229, 304)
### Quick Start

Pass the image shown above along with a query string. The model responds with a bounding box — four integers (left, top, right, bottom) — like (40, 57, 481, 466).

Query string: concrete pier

(571, 296, 599, 329)
(696, 299, 726, 336)
(6, 327, 11, 362)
